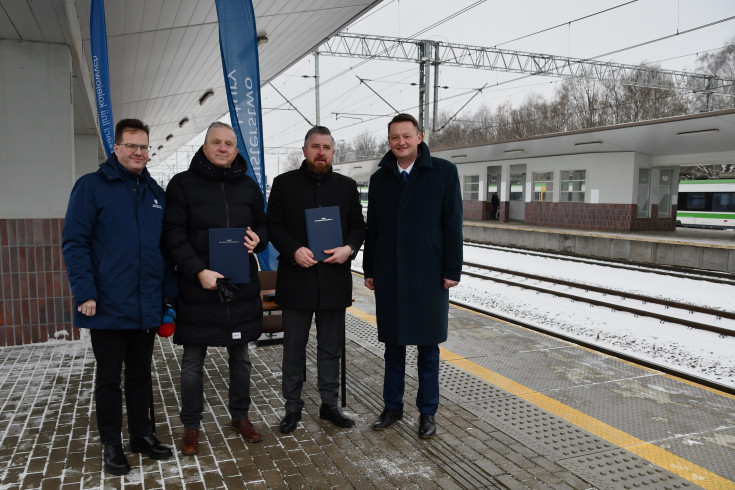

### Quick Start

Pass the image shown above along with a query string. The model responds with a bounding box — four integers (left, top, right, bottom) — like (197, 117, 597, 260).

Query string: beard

(306, 159, 331, 175)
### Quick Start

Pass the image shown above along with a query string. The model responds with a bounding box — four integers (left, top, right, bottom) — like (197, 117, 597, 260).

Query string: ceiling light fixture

(166, 134, 173, 141)
(158, 145, 164, 150)
(504, 149, 524, 154)
(574, 141, 602, 146)
(452, 154, 467, 158)
(257, 35, 268, 46)
(676, 128, 719, 136)
(179, 117, 189, 128)
(198, 90, 214, 105)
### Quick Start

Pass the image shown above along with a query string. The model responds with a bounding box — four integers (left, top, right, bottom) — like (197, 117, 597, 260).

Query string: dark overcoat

(267, 163, 366, 310)
(363, 142, 463, 345)
(62, 155, 178, 330)
(163, 149, 268, 346)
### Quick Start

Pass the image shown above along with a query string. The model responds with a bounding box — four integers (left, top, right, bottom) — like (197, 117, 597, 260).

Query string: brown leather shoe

(232, 418, 262, 443)
(180, 428, 199, 455)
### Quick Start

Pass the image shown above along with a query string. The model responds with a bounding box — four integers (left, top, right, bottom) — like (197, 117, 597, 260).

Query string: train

(676, 179, 735, 229)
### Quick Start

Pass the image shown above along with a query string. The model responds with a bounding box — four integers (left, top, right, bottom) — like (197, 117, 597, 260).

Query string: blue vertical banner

(90, 0, 115, 157)
(214, 0, 276, 270)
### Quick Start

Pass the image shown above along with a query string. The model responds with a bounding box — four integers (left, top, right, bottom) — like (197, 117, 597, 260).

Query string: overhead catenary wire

(265, 6, 735, 163)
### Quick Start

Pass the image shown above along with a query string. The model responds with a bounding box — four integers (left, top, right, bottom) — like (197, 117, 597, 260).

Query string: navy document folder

(209, 228, 250, 283)
(305, 206, 343, 262)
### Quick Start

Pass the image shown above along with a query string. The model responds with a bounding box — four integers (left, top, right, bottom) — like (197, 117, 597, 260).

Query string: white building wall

(74, 135, 101, 181)
(0, 40, 74, 219)
(456, 152, 642, 204)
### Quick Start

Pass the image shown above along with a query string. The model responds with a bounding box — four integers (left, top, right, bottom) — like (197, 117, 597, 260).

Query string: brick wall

(524, 202, 676, 231)
(0, 219, 78, 346)
(462, 200, 493, 220)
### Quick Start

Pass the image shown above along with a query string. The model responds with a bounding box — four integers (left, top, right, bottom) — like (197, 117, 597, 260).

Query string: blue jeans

(383, 343, 440, 415)
(180, 342, 252, 428)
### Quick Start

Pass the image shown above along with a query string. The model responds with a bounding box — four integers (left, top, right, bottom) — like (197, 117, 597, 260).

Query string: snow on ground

(354, 245, 735, 388)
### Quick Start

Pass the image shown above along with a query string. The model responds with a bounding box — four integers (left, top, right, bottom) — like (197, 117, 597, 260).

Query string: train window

(532, 171, 553, 202)
(685, 193, 706, 210)
(712, 192, 735, 212)
(560, 170, 585, 202)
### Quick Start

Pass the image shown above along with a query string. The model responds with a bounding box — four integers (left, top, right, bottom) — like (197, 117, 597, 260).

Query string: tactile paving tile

(470, 396, 617, 458)
(559, 448, 694, 489)
(343, 312, 710, 489)
(437, 362, 509, 402)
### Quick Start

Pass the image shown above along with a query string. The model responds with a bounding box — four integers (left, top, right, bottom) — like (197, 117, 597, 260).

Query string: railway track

(352, 247, 735, 395)
(462, 261, 735, 338)
(465, 241, 735, 286)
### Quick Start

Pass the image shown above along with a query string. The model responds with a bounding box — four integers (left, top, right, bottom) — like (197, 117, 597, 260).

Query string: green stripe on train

(679, 179, 735, 185)
(677, 212, 735, 219)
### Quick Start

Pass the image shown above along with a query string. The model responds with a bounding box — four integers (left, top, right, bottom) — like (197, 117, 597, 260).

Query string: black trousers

(90, 328, 155, 444)
(281, 308, 344, 413)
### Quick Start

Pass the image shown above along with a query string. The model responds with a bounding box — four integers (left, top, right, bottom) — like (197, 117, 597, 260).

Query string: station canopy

(0, 0, 383, 161)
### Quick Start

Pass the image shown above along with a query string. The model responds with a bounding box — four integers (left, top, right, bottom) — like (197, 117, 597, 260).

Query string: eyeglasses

(118, 143, 152, 153)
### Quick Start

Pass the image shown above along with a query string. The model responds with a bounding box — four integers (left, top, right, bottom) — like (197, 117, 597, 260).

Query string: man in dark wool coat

(164, 122, 269, 456)
(267, 125, 365, 434)
(363, 113, 463, 439)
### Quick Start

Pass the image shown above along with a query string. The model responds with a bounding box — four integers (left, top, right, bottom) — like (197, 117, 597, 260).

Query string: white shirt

(397, 161, 415, 175)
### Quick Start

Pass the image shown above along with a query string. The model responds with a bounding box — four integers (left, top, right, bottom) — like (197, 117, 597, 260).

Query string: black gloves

(216, 276, 239, 303)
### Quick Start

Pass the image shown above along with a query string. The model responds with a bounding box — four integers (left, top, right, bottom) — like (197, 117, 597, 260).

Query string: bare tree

(353, 130, 379, 160)
(282, 151, 302, 172)
(696, 36, 735, 112)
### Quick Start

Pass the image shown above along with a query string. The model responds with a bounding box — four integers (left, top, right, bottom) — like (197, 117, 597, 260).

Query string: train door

(509, 164, 526, 220)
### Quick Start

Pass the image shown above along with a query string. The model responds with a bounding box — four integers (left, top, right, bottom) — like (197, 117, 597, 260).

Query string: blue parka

(363, 142, 463, 345)
(62, 155, 178, 330)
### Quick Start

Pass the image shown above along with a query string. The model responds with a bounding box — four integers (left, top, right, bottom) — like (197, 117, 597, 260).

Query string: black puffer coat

(163, 148, 268, 346)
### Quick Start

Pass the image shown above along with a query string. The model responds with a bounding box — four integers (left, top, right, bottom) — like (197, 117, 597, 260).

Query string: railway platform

(1, 274, 734, 489)
(463, 220, 735, 273)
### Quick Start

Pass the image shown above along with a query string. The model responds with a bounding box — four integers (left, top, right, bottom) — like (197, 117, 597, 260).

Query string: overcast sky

(150, 0, 735, 182)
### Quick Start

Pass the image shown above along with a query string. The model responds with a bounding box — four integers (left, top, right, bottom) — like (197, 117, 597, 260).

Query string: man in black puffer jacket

(163, 122, 269, 455)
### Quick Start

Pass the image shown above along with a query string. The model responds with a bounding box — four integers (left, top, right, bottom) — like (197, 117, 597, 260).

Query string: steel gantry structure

(320, 32, 729, 136)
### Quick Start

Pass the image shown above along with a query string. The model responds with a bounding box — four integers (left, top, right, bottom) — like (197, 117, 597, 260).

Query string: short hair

(304, 126, 334, 147)
(115, 119, 149, 143)
(204, 121, 236, 144)
(387, 113, 420, 134)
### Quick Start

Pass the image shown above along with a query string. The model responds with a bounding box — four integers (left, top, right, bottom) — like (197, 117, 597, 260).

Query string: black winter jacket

(267, 163, 365, 309)
(163, 149, 268, 346)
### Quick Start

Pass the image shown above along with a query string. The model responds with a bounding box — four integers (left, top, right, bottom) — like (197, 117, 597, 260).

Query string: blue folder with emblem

(209, 228, 249, 283)
(305, 206, 343, 262)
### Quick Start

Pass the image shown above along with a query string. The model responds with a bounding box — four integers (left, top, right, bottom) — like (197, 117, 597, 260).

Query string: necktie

(401, 170, 408, 182)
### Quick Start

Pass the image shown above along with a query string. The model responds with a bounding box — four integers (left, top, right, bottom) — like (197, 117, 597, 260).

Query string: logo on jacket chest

(152, 198, 163, 210)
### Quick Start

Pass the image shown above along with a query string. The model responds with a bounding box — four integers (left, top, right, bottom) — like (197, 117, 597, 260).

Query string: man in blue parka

(363, 113, 463, 439)
(62, 119, 178, 475)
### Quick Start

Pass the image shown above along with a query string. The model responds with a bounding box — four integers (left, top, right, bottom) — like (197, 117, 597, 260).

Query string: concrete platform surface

(1, 274, 733, 489)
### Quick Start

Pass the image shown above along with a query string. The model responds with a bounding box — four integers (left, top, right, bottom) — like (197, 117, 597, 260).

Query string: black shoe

(418, 413, 436, 439)
(129, 433, 173, 460)
(372, 408, 403, 431)
(103, 444, 131, 476)
(279, 410, 302, 433)
(319, 404, 355, 428)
